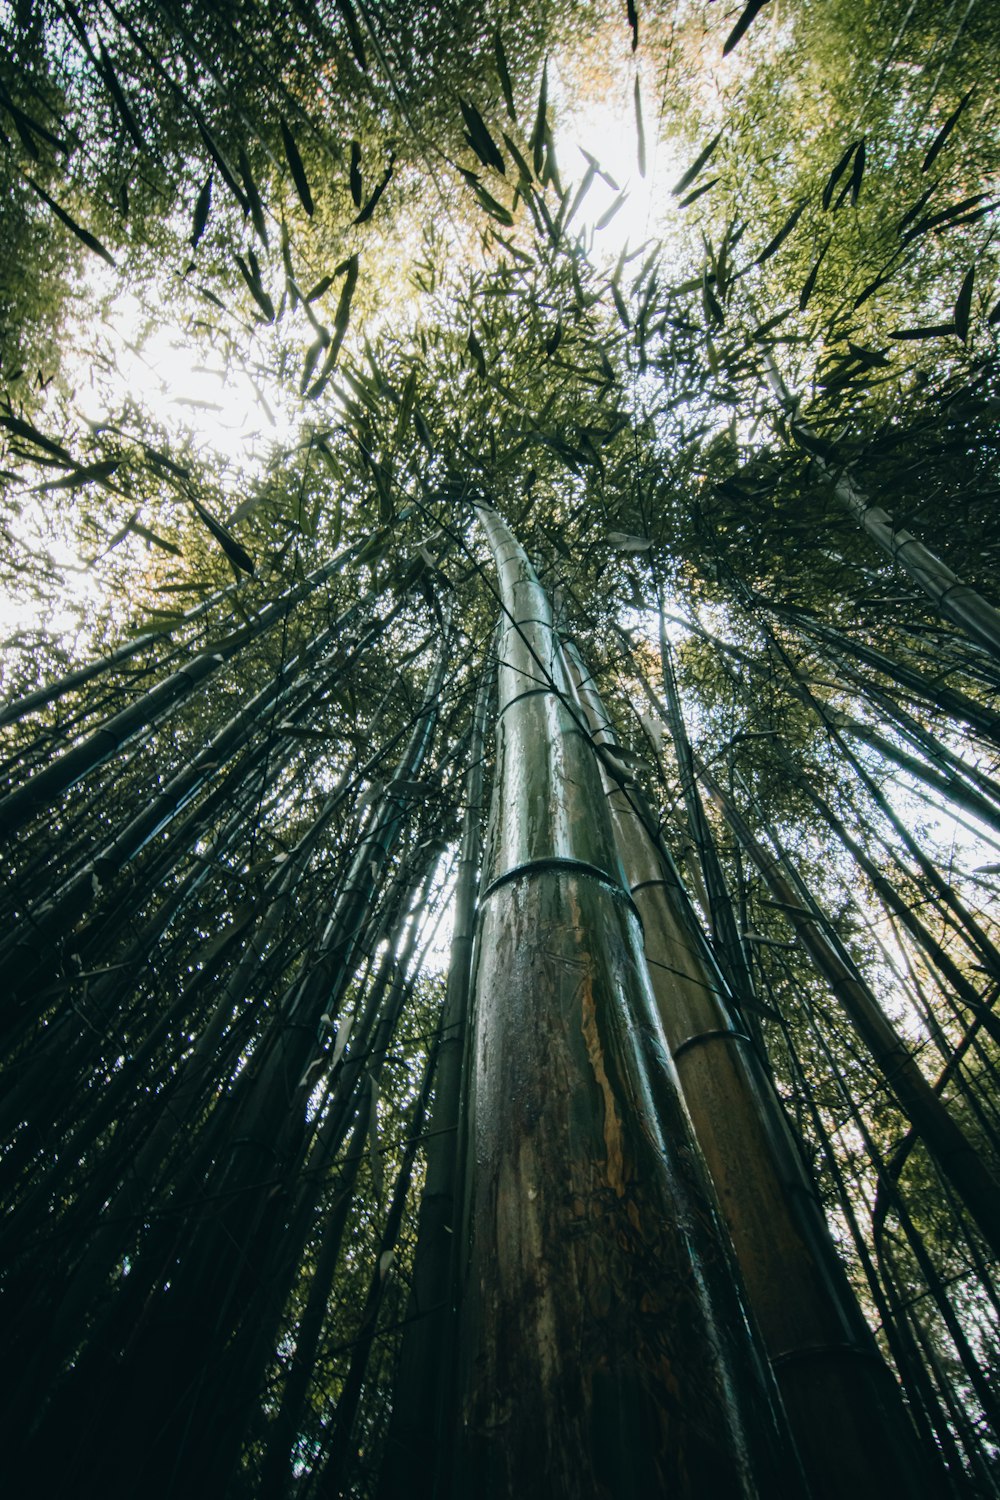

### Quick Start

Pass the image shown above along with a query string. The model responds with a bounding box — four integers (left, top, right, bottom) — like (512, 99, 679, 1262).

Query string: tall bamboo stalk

(566, 639, 937, 1500)
(377, 655, 491, 1500)
(451, 500, 798, 1499)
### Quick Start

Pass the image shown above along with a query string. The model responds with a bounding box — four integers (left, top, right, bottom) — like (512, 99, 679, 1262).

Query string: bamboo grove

(1, 0, 999, 1495)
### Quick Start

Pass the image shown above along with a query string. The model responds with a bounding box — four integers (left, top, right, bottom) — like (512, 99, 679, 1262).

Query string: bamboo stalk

(452, 500, 798, 1499)
(566, 639, 936, 1500)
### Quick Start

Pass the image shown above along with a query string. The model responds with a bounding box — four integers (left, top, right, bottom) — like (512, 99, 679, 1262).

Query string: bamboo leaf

(460, 98, 505, 174)
(923, 88, 973, 173)
(723, 0, 772, 56)
(336, 0, 368, 70)
(678, 176, 720, 209)
(608, 531, 650, 551)
(672, 131, 723, 197)
(901, 191, 991, 244)
(0, 412, 75, 465)
(595, 192, 628, 231)
(897, 184, 936, 235)
(189, 494, 255, 574)
(354, 154, 394, 224)
(756, 200, 806, 264)
(280, 119, 314, 215)
(890, 323, 956, 340)
(953, 267, 974, 344)
(99, 44, 145, 149)
(349, 140, 363, 207)
(822, 140, 860, 211)
(191, 174, 212, 248)
(26, 177, 115, 267)
(850, 138, 865, 205)
(634, 77, 646, 179)
(128, 518, 182, 556)
(627, 0, 639, 50)
(238, 148, 268, 245)
(495, 32, 516, 119)
(798, 237, 830, 310)
(34, 460, 119, 492)
(467, 329, 487, 377)
(531, 60, 548, 178)
(196, 119, 248, 212)
(234, 252, 275, 321)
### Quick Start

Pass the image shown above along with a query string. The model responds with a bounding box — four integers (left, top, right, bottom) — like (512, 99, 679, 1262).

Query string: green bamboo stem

(453, 499, 798, 1499)
(566, 639, 935, 1500)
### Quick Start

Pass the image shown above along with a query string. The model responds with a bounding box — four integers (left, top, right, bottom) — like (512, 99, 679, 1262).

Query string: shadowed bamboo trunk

(566, 640, 939, 1500)
(703, 765, 1000, 1261)
(376, 657, 492, 1499)
(760, 347, 1000, 666)
(450, 501, 799, 1499)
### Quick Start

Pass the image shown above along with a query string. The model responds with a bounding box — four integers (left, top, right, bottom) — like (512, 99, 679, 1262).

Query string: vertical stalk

(567, 640, 937, 1500)
(377, 653, 492, 1499)
(452, 501, 797, 1499)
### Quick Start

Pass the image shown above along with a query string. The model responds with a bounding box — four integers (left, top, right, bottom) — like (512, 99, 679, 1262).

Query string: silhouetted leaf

(953, 267, 974, 343)
(531, 60, 548, 178)
(460, 98, 505, 174)
(672, 131, 723, 197)
(897, 184, 936, 235)
(677, 177, 720, 209)
(756, 201, 805, 264)
(901, 191, 991, 243)
(336, 0, 368, 69)
(850, 138, 865, 205)
(35, 460, 119, 492)
(822, 140, 860, 211)
(280, 119, 314, 215)
(350, 140, 362, 206)
(595, 192, 627, 231)
(196, 119, 248, 212)
(26, 177, 116, 266)
(608, 531, 650, 551)
(799, 238, 830, 310)
(890, 323, 956, 340)
(191, 174, 212, 247)
(467, 329, 487, 376)
(239, 148, 268, 245)
(189, 494, 255, 574)
(99, 44, 145, 149)
(234, 252, 275, 321)
(494, 33, 516, 119)
(354, 155, 394, 224)
(634, 77, 646, 178)
(923, 88, 973, 172)
(723, 0, 772, 56)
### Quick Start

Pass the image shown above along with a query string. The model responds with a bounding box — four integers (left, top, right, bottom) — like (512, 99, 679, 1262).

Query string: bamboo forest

(2, 0, 1000, 1494)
